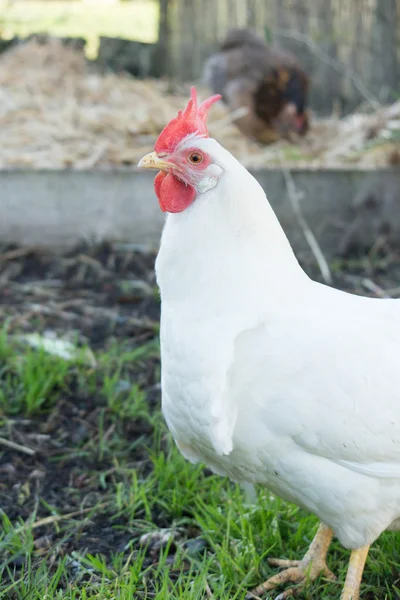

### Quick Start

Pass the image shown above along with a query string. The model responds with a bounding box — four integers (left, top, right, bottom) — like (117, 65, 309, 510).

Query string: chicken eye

(188, 152, 203, 165)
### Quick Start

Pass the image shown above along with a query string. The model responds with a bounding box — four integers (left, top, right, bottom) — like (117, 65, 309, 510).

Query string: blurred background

(1, 0, 399, 112)
(0, 0, 399, 272)
(1, 0, 399, 293)
(0, 0, 399, 164)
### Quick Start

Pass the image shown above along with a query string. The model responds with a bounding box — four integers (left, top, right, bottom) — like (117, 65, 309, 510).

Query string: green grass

(0, 331, 400, 599)
(0, 348, 69, 416)
(0, 0, 159, 56)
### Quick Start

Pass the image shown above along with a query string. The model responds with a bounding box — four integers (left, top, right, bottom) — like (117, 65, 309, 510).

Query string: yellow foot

(340, 545, 369, 600)
(246, 523, 335, 600)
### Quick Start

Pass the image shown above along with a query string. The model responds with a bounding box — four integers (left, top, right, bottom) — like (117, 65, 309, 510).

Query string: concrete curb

(1, 168, 399, 257)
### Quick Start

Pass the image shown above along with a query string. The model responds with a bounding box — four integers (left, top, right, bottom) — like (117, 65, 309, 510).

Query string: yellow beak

(137, 151, 174, 172)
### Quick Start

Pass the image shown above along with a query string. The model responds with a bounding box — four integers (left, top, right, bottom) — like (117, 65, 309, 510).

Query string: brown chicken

(204, 28, 310, 144)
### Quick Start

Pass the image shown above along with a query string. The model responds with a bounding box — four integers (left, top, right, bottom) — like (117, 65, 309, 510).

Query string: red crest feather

(154, 87, 221, 154)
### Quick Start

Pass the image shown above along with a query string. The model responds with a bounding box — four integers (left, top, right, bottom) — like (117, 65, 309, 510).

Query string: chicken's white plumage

(138, 90, 399, 597)
(155, 136, 400, 552)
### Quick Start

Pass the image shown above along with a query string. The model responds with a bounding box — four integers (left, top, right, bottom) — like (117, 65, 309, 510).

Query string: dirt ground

(0, 243, 163, 576)
(0, 242, 399, 589)
(0, 242, 160, 347)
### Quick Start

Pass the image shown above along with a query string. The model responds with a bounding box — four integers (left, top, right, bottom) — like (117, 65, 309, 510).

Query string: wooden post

(369, 0, 399, 101)
(152, 0, 170, 77)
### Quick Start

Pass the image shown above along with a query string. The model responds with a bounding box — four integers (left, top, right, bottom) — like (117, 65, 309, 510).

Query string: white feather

(155, 135, 400, 551)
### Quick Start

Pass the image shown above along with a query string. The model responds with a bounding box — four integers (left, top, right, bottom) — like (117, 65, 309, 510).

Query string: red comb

(155, 87, 221, 154)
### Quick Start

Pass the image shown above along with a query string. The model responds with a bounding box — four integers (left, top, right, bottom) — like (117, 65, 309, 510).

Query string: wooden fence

(156, 0, 400, 114)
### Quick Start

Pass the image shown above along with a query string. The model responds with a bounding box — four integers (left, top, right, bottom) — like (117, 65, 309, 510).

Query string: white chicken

(138, 88, 400, 600)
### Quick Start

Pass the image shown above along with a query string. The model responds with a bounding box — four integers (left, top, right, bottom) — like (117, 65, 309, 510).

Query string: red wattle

(154, 171, 196, 213)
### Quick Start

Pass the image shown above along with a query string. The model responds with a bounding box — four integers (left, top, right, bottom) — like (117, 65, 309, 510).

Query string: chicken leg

(340, 545, 369, 600)
(247, 522, 335, 599)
